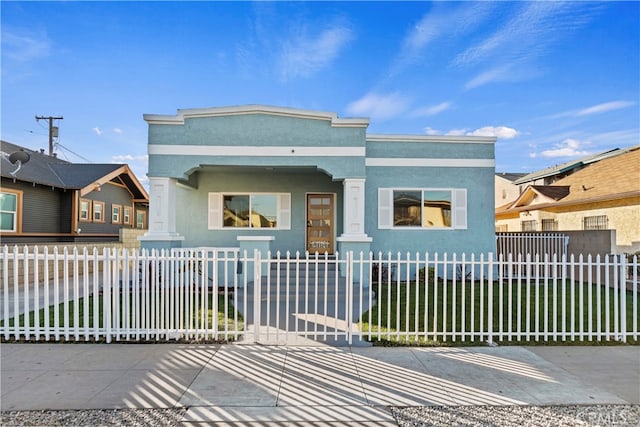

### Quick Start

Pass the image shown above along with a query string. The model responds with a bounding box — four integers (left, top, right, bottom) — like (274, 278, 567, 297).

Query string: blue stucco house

(140, 105, 496, 257)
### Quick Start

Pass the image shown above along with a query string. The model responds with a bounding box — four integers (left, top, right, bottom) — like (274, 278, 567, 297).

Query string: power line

(55, 142, 93, 163)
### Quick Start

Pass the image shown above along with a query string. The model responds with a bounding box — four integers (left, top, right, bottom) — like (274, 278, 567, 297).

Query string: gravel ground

(0, 409, 186, 426)
(1, 405, 638, 426)
(391, 404, 640, 427)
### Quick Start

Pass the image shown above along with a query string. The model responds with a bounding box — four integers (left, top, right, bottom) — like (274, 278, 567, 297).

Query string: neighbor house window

(541, 219, 558, 231)
(123, 207, 131, 225)
(136, 211, 146, 229)
(80, 199, 91, 222)
(207, 193, 291, 230)
(583, 215, 608, 230)
(0, 190, 21, 232)
(521, 220, 537, 231)
(112, 204, 122, 224)
(93, 201, 105, 223)
(378, 188, 466, 230)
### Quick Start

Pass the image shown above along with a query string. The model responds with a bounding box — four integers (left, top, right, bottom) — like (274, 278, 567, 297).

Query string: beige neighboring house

(495, 173, 527, 216)
(495, 146, 640, 253)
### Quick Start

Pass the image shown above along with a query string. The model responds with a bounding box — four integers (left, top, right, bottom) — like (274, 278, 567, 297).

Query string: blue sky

(2, 1, 639, 186)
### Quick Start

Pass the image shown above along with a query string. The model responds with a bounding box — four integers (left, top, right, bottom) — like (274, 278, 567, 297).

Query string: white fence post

(253, 249, 261, 344)
(619, 255, 627, 342)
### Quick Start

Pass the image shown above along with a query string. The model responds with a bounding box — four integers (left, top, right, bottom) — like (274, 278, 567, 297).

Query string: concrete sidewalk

(1, 343, 638, 424)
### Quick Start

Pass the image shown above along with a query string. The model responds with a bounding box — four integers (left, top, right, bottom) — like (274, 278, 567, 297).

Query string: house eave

(496, 190, 640, 215)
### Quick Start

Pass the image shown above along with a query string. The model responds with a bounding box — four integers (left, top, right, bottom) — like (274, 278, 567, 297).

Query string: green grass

(360, 279, 639, 346)
(1, 292, 243, 341)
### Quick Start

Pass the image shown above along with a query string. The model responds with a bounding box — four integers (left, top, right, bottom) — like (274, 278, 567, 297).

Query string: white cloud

(576, 101, 636, 116)
(1, 30, 51, 63)
(467, 126, 519, 139)
(455, 2, 594, 67)
(540, 138, 591, 158)
(92, 127, 102, 136)
(393, 2, 494, 75)
(346, 92, 411, 120)
(551, 100, 636, 119)
(411, 102, 452, 117)
(111, 154, 148, 163)
(445, 129, 468, 136)
(465, 65, 514, 89)
(280, 24, 353, 79)
(455, 2, 599, 89)
(425, 126, 519, 139)
(113, 128, 123, 134)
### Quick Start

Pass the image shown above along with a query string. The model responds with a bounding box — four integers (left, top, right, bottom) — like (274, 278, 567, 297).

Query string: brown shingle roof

(531, 185, 570, 200)
(553, 146, 640, 203)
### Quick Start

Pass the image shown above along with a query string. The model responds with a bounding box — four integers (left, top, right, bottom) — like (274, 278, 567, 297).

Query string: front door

(306, 194, 335, 254)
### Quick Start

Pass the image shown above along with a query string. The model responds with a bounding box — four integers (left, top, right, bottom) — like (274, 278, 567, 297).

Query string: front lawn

(360, 279, 638, 346)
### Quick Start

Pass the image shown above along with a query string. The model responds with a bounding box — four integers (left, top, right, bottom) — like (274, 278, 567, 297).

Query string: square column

(139, 177, 184, 249)
(337, 178, 371, 281)
(338, 178, 370, 240)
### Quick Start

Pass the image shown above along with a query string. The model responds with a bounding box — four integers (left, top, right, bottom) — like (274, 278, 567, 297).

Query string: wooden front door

(306, 194, 335, 254)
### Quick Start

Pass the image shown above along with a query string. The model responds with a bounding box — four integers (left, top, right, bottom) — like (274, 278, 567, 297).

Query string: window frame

(93, 201, 105, 223)
(79, 198, 92, 222)
(378, 188, 467, 230)
(112, 204, 122, 224)
(136, 210, 146, 229)
(583, 215, 608, 230)
(208, 192, 291, 230)
(0, 189, 22, 233)
(521, 220, 538, 231)
(123, 206, 132, 225)
(541, 218, 558, 231)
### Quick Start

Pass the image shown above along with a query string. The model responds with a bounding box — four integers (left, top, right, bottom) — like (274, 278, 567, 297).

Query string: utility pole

(35, 115, 63, 156)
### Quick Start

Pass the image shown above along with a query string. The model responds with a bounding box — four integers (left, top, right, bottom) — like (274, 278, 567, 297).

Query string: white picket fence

(1, 246, 638, 344)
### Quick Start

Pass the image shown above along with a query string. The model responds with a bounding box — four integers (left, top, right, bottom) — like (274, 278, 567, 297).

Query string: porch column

(139, 177, 184, 249)
(337, 178, 371, 280)
(339, 178, 369, 239)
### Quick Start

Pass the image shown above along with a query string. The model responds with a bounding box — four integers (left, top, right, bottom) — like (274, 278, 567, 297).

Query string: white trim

(144, 105, 370, 128)
(367, 134, 496, 144)
(149, 145, 365, 157)
(366, 158, 495, 168)
(237, 236, 275, 241)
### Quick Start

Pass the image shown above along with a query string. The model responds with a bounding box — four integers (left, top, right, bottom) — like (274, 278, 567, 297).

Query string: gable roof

(1, 140, 148, 200)
(496, 172, 527, 182)
(498, 146, 640, 214)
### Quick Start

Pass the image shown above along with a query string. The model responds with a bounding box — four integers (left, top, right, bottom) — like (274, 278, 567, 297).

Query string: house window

(207, 193, 291, 230)
(521, 220, 537, 231)
(0, 190, 21, 232)
(93, 201, 105, 223)
(123, 207, 131, 225)
(136, 211, 146, 229)
(541, 219, 558, 231)
(495, 224, 508, 232)
(378, 188, 466, 230)
(583, 215, 608, 230)
(79, 199, 92, 222)
(112, 204, 122, 224)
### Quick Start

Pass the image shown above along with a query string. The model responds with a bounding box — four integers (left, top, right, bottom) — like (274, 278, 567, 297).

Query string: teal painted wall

(148, 114, 367, 180)
(147, 109, 496, 256)
(175, 170, 343, 254)
(364, 165, 496, 255)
